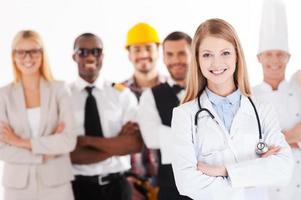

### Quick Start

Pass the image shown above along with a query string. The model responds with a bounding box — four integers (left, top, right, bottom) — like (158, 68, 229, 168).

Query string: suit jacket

(0, 79, 76, 189)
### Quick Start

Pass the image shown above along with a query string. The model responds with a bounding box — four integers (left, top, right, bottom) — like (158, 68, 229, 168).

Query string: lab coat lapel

(230, 96, 254, 138)
(198, 92, 229, 138)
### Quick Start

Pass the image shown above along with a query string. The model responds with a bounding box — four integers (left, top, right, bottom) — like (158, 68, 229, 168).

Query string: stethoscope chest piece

(255, 140, 268, 155)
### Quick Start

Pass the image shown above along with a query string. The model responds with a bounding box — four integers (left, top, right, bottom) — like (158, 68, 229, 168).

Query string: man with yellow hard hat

(123, 22, 167, 200)
(123, 22, 167, 100)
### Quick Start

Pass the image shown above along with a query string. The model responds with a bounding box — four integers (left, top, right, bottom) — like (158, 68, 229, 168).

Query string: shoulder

(0, 82, 15, 99)
(152, 82, 169, 92)
(252, 83, 265, 95)
(174, 99, 198, 115)
(248, 95, 275, 117)
(289, 71, 301, 92)
(49, 80, 70, 91)
(111, 82, 127, 92)
(46, 80, 72, 98)
(104, 81, 137, 103)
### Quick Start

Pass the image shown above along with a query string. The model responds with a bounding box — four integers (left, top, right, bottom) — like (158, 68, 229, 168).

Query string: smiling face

(13, 38, 42, 78)
(73, 36, 103, 83)
(163, 39, 191, 83)
(128, 43, 159, 74)
(257, 50, 290, 83)
(198, 36, 237, 94)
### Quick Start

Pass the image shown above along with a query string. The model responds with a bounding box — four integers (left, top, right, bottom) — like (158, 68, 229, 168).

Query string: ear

(128, 51, 132, 62)
(257, 54, 261, 63)
(287, 53, 291, 62)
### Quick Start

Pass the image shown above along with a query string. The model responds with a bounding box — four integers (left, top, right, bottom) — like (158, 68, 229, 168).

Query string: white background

(0, 0, 300, 197)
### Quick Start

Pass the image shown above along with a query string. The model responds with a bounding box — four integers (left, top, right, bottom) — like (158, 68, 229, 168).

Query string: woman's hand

(197, 162, 228, 177)
(260, 146, 281, 158)
(54, 122, 65, 134)
(43, 122, 65, 163)
(0, 122, 31, 149)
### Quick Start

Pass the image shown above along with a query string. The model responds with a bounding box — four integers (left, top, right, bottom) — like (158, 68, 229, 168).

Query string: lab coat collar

(205, 88, 241, 107)
(198, 91, 229, 135)
(198, 91, 254, 119)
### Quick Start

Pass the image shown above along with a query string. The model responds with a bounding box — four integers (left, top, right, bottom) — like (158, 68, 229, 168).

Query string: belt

(75, 172, 124, 186)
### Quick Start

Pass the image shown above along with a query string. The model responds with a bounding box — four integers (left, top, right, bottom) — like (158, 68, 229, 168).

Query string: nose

(210, 55, 221, 68)
(85, 53, 97, 63)
(171, 55, 181, 64)
(23, 52, 33, 61)
(138, 48, 150, 58)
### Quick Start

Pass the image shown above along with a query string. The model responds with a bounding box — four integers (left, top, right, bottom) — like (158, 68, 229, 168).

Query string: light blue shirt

(205, 88, 241, 133)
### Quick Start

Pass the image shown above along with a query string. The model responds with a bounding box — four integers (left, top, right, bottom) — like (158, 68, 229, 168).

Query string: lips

(23, 63, 35, 68)
(84, 63, 97, 69)
(209, 68, 227, 75)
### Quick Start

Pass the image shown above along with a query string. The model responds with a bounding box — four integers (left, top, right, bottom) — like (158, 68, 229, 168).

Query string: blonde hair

(11, 30, 54, 82)
(182, 18, 251, 103)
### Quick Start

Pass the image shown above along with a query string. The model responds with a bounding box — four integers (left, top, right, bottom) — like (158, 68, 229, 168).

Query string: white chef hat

(258, 0, 289, 54)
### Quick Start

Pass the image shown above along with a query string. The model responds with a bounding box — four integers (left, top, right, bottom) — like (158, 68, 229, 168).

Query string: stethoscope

(194, 90, 268, 155)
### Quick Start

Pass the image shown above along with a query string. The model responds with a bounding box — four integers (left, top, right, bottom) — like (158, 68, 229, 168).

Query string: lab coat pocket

(240, 133, 258, 160)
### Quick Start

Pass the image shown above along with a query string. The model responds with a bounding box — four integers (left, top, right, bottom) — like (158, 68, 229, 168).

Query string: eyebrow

(200, 48, 232, 53)
(220, 48, 231, 52)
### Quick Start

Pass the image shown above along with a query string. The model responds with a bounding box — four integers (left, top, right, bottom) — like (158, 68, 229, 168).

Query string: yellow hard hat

(126, 22, 160, 48)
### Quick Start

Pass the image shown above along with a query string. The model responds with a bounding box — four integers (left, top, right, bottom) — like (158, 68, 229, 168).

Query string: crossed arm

(70, 121, 143, 164)
(284, 122, 301, 148)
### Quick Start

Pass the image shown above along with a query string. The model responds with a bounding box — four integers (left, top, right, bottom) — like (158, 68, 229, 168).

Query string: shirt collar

(167, 77, 178, 87)
(124, 73, 168, 89)
(205, 87, 241, 106)
(75, 76, 104, 92)
(261, 80, 288, 92)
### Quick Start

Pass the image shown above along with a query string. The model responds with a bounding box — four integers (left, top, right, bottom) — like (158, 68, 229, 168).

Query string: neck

(264, 77, 284, 90)
(80, 75, 98, 84)
(175, 79, 186, 88)
(134, 69, 159, 88)
(21, 73, 41, 91)
(208, 81, 236, 97)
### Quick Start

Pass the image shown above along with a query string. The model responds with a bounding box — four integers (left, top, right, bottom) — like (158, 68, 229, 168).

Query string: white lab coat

(253, 78, 301, 200)
(171, 92, 293, 200)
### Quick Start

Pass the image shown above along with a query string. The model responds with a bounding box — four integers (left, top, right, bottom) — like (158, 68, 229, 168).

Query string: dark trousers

(158, 186, 192, 200)
(72, 175, 131, 200)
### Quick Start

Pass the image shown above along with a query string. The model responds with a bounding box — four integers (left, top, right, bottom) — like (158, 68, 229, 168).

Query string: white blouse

(27, 107, 41, 138)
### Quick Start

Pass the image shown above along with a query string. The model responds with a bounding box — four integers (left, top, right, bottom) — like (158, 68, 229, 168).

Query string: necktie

(84, 86, 103, 137)
(172, 84, 184, 94)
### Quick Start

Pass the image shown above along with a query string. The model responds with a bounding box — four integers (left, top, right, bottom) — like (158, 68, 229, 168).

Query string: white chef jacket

(253, 78, 301, 200)
(171, 91, 293, 200)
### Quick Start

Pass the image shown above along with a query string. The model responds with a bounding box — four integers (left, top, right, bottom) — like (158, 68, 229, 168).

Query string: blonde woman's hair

(182, 18, 251, 103)
(11, 30, 54, 82)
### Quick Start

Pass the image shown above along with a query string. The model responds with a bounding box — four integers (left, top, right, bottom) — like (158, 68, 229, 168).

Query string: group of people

(0, 0, 301, 200)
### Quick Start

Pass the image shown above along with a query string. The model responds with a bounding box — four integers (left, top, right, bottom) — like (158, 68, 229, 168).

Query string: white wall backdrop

(0, 0, 300, 197)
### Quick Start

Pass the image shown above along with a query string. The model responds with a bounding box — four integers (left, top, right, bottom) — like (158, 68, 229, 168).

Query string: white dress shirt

(138, 78, 185, 164)
(253, 78, 301, 200)
(70, 77, 138, 176)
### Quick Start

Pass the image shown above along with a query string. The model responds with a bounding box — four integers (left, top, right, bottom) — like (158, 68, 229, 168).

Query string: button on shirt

(205, 88, 241, 133)
(70, 77, 138, 176)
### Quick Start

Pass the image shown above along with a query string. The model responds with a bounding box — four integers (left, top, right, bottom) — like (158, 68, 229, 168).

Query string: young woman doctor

(171, 18, 293, 200)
